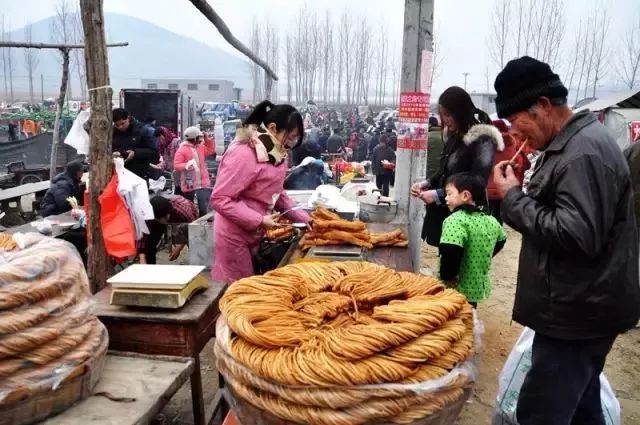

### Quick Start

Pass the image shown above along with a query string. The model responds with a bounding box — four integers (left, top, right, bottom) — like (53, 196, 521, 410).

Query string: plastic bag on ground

(492, 327, 620, 425)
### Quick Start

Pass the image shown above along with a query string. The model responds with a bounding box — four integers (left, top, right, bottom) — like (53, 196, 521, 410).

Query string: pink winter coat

(210, 130, 310, 284)
(173, 135, 215, 193)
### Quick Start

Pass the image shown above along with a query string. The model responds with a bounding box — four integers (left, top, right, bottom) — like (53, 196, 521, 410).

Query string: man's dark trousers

(517, 332, 617, 425)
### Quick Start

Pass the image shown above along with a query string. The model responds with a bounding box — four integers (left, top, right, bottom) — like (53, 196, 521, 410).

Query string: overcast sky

(2, 0, 639, 97)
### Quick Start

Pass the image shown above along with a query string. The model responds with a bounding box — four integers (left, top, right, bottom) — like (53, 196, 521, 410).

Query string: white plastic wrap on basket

(0, 233, 108, 407)
(215, 312, 482, 425)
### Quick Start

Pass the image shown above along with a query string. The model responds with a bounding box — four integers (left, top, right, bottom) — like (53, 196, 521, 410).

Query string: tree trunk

(50, 48, 69, 181)
(80, 0, 113, 293)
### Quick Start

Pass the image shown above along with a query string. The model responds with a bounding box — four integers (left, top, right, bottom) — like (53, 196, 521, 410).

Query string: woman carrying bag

(210, 101, 310, 284)
(411, 86, 503, 246)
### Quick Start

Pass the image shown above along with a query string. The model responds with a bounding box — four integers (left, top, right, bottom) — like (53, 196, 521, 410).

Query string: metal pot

(357, 191, 398, 223)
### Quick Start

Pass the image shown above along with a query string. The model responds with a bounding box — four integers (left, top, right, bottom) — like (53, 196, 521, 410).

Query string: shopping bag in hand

(98, 174, 137, 259)
(492, 327, 620, 425)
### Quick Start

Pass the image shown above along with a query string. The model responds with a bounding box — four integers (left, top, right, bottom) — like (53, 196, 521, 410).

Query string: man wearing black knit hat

(493, 56, 640, 425)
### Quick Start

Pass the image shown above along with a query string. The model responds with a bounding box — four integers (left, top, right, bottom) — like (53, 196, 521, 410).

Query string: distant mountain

(5, 13, 252, 100)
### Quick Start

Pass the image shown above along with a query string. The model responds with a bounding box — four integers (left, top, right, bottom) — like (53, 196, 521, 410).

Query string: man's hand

(125, 150, 135, 162)
(493, 161, 521, 198)
(139, 254, 147, 264)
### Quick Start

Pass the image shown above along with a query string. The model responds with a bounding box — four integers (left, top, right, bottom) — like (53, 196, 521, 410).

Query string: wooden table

(281, 222, 413, 272)
(93, 281, 228, 425)
(41, 353, 194, 425)
(6, 211, 79, 237)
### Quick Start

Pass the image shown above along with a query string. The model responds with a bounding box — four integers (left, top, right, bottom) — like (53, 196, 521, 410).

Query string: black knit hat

(494, 56, 568, 118)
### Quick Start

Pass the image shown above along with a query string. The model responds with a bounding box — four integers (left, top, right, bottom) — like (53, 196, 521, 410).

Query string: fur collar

(463, 124, 505, 152)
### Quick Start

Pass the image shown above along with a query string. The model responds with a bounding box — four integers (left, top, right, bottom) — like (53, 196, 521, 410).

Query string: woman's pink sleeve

(173, 147, 188, 171)
(210, 148, 263, 231)
(275, 192, 311, 223)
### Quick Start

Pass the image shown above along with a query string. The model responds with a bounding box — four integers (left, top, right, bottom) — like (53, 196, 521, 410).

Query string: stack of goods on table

(0, 233, 109, 425)
(300, 208, 408, 251)
(215, 261, 478, 425)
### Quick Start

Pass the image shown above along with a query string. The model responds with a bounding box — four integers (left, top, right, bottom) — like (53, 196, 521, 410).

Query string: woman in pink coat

(210, 101, 310, 284)
(174, 127, 215, 216)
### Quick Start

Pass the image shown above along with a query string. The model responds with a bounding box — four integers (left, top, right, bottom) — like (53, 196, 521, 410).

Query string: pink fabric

(210, 141, 310, 284)
(173, 135, 215, 193)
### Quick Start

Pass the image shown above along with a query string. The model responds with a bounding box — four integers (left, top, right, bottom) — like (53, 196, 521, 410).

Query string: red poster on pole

(399, 92, 430, 124)
(631, 121, 640, 144)
(398, 91, 430, 150)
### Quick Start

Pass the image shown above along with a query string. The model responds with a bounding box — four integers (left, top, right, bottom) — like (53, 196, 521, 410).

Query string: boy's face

(445, 183, 473, 212)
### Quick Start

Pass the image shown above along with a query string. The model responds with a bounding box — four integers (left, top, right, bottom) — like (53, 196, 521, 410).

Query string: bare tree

(589, 7, 610, 97)
(340, 8, 353, 105)
(616, 13, 640, 90)
(1, 15, 10, 100)
(23, 23, 39, 103)
(488, 0, 565, 71)
(564, 18, 585, 100)
(51, 0, 75, 100)
(321, 10, 332, 103)
(71, 11, 86, 99)
(284, 34, 293, 103)
(431, 20, 445, 86)
(488, 0, 510, 70)
(248, 19, 262, 102)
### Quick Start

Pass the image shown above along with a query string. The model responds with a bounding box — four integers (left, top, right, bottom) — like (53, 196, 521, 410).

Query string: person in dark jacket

(426, 116, 443, 180)
(284, 158, 325, 190)
(368, 129, 380, 159)
(371, 135, 396, 196)
(112, 108, 159, 180)
(327, 131, 345, 154)
(39, 160, 84, 217)
(493, 56, 640, 425)
(317, 127, 330, 153)
(412, 86, 503, 246)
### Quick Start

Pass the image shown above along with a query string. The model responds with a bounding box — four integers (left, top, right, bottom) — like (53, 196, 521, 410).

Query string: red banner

(631, 121, 640, 143)
(399, 92, 430, 124)
(397, 126, 428, 150)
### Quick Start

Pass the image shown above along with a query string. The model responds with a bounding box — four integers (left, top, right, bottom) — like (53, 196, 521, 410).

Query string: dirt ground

(152, 229, 640, 424)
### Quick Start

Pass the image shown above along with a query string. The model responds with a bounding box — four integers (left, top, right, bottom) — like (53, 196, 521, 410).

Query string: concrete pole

(394, 0, 434, 272)
(463, 72, 470, 90)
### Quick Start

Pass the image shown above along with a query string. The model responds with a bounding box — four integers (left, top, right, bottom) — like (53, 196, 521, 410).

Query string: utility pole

(40, 73, 44, 101)
(395, 0, 434, 272)
(463, 72, 470, 90)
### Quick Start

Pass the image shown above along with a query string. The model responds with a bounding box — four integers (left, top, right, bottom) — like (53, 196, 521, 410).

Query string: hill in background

(5, 13, 251, 101)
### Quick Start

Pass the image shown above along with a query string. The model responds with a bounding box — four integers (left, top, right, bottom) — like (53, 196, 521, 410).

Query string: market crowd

(34, 54, 640, 425)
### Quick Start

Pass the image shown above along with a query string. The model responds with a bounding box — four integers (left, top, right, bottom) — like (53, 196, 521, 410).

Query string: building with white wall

(140, 79, 241, 103)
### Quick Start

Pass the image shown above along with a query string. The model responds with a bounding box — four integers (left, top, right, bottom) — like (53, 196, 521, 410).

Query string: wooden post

(394, 0, 434, 272)
(49, 48, 70, 181)
(79, 0, 113, 293)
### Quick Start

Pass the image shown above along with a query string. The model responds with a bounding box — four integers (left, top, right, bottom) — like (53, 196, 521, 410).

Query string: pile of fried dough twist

(0, 235, 108, 406)
(301, 208, 408, 251)
(217, 261, 476, 425)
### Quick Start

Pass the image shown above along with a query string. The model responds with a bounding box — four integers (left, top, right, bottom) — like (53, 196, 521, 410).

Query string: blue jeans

(183, 188, 212, 217)
(517, 332, 616, 425)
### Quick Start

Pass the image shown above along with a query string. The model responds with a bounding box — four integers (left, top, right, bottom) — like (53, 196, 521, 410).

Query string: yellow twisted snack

(0, 234, 109, 410)
(219, 262, 477, 424)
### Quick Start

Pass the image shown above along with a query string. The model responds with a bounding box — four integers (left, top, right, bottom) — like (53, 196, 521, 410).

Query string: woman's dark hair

(438, 86, 491, 135)
(244, 100, 304, 147)
(445, 172, 486, 206)
(150, 196, 172, 219)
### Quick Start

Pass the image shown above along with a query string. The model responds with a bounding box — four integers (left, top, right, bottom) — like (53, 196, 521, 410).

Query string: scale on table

(108, 265, 208, 309)
(305, 245, 366, 262)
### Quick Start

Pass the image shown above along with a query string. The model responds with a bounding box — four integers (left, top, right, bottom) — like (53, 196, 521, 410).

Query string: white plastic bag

(148, 176, 167, 193)
(492, 327, 620, 425)
(63, 109, 90, 155)
(113, 158, 153, 240)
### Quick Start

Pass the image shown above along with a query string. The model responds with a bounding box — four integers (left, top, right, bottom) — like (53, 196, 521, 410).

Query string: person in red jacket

(487, 119, 531, 223)
(173, 126, 215, 216)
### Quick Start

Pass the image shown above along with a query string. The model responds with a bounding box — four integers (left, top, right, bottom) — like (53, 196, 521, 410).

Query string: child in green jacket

(439, 172, 506, 307)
